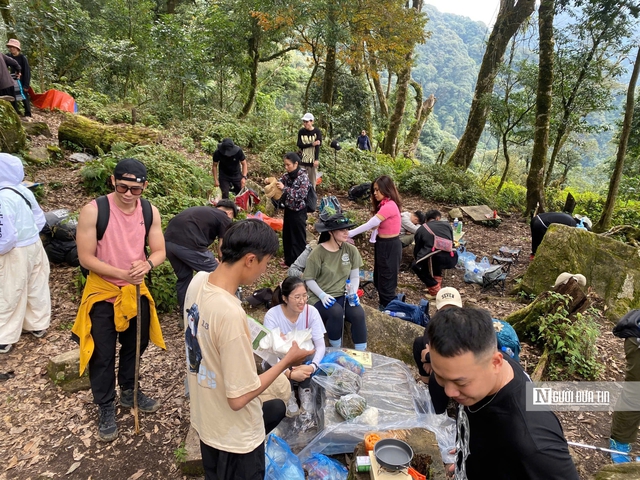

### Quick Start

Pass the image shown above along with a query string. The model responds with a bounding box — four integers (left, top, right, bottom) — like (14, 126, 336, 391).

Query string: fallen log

(58, 114, 159, 154)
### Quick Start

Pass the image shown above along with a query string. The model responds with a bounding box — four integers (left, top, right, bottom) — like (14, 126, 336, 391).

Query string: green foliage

(483, 178, 527, 212)
(80, 157, 118, 196)
(531, 293, 603, 381)
(398, 164, 487, 205)
(174, 442, 187, 464)
(148, 262, 178, 314)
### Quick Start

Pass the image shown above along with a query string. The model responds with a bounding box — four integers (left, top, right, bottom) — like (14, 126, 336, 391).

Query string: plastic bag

(259, 327, 314, 358)
(265, 434, 305, 480)
(302, 453, 348, 480)
(320, 351, 365, 376)
(456, 246, 475, 269)
(478, 256, 491, 271)
(312, 363, 362, 396)
(335, 394, 367, 420)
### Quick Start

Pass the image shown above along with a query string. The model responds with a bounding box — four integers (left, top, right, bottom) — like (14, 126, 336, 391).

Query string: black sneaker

(98, 402, 118, 442)
(0, 344, 11, 354)
(120, 389, 161, 413)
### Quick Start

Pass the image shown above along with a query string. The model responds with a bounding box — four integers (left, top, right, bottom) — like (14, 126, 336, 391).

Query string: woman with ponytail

(264, 276, 325, 416)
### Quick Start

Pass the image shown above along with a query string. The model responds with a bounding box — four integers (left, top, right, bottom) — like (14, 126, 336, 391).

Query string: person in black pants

(412, 209, 458, 297)
(164, 201, 237, 319)
(6, 39, 31, 117)
(212, 138, 247, 199)
(530, 212, 591, 257)
(276, 152, 310, 267)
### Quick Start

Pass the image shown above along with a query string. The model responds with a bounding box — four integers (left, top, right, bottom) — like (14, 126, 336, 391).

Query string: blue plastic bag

(265, 434, 305, 480)
(319, 351, 365, 376)
(302, 453, 348, 480)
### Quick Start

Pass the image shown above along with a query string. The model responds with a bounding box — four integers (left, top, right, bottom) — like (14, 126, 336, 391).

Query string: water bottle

(383, 310, 407, 318)
(346, 279, 357, 306)
(576, 219, 586, 230)
(453, 217, 459, 231)
(457, 220, 463, 234)
(501, 346, 514, 358)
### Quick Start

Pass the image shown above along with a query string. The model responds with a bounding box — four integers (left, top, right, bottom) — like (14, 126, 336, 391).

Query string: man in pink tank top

(74, 158, 166, 442)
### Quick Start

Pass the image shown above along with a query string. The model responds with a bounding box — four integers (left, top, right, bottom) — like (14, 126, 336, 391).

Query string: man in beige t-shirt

(184, 219, 313, 479)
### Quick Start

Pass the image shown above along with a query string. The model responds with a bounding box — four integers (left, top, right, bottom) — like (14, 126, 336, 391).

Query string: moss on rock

(0, 99, 27, 152)
(58, 114, 159, 154)
(520, 224, 640, 320)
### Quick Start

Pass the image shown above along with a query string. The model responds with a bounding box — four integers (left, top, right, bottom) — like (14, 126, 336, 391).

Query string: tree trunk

(448, 0, 536, 170)
(404, 88, 436, 158)
(304, 62, 319, 111)
(320, 44, 337, 129)
(0, 0, 16, 38)
(594, 45, 640, 233)
(239, 34, 260, 119)
(58, 115, 159, 154)
(382, 61, 412, 156)
(525, 0, 554, 216)
(369, 57, 389, 119)
(496, 129, 511, 193)
(505, 279, 588, 339)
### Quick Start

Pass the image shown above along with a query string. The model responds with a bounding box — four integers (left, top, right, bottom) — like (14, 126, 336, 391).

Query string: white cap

(435, 287, 463, 310)
(301, 112, 314, 122)
(553, 272, 586, 288)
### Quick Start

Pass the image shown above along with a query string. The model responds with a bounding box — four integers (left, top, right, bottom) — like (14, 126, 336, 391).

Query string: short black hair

(220, 219, 279, 264)
(425, 209, 441, 222)
(425, 307, 497, 358)
(216, 199, 238, 218)
(414, 210, 425, 224)
(284, 152, 301, 164)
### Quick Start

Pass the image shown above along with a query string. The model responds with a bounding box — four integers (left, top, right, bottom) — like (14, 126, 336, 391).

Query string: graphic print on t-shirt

(185, 303, 203, 373)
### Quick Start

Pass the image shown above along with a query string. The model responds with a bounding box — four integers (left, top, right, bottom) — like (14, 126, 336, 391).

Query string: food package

(335, 393, 367, 420)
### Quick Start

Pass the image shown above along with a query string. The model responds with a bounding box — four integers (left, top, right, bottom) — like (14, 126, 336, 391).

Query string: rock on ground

(0, 99, 26, 152)
(595, 462, 640, 479)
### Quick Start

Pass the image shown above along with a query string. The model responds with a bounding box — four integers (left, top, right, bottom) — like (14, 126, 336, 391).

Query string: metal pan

(374, 438, 414, 471)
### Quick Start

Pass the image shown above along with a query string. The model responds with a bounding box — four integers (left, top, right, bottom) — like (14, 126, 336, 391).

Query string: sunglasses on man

(115, 184, 144, 195)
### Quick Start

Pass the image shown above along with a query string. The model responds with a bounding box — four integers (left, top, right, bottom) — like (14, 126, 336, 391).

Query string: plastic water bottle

(346, 279, 357, 306)
(457, 220, 463, 234)
(383, 310, 407, 318)
(453, 217, 459, 231)
(501, 346, 514, 358)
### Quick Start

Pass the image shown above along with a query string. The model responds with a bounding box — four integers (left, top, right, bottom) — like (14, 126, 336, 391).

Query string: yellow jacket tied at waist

(72, 273, 166, 375)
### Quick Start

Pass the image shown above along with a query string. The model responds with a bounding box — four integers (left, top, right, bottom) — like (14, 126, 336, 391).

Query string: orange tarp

(28, 87, 77, 113)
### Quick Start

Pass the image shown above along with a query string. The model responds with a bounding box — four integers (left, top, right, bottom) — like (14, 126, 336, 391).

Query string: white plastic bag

(259, 327, 314, 358)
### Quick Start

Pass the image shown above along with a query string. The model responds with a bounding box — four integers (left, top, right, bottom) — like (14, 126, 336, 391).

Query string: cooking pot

(373, 438, 414, 471)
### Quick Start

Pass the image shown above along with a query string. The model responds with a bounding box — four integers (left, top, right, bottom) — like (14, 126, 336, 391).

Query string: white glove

(319, 292, 336, 309)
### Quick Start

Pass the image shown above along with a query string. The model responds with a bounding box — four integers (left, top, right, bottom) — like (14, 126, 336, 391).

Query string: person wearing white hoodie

(0, 153, 50, 353)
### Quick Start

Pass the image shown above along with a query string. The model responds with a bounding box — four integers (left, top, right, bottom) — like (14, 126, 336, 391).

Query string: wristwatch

(242, 175, 247, 179)
(147, 259, 154, 270)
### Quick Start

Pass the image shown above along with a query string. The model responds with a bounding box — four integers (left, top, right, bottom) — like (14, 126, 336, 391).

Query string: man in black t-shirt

(164, 201, 237, 318)
(297, 112, 322, 190)
(426, 307, 579, 480)
(212, 138, 247, 199)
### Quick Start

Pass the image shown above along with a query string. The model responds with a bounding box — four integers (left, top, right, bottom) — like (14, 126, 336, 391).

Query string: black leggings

(314, 296, 367, 344)
(411, 252, 458, 288)
(374, 236, 402, 307)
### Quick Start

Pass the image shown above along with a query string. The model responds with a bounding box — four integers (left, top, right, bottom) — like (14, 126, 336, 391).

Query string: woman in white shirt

(400, 210, 425, 247)
(264, 276, 326, 416)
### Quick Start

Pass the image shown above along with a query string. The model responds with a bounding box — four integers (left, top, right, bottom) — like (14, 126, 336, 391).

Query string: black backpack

(305, 186, 317, 213)
(348, 183, 371, 202)
(80, 196, 153, 277)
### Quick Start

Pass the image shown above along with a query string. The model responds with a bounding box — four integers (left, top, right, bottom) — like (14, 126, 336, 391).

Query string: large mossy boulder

(595, 463, 640, 480)
(0, 99, 27, 152)
(520, 224, 640, 320)
(58, 114, 159, 154)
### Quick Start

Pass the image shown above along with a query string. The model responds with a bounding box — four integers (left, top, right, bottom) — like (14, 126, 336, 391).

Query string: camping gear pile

(40, 209, 80, 266)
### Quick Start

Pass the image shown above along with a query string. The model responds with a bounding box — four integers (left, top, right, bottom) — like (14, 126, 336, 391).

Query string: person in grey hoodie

(0, 153, 50, 354)
(0, 53, 20, 101)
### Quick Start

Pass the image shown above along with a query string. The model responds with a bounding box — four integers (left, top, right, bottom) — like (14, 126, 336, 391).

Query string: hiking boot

(31, 330, 46, 338)
(299, 388, 314, 413)
(98, 402, 118, 442)
(0, 344, 11, 354)
(120, 388, 161, 413)
(286, 392, 299, 417)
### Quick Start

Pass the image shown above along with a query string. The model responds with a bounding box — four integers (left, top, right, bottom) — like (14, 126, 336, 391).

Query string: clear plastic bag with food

(312, 363, 362, 396)
(302, 453, 348, 480)
(335, 393, 367, 420)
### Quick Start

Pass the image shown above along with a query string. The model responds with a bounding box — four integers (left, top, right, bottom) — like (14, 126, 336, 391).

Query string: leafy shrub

(483, 179, 527, 212)
(148, 261, 178, 313)
(531, 293, 603, 381)
(398, 164, 487, 205)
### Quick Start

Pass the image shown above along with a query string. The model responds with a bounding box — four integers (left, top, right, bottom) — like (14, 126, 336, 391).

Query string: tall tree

(447, 0, 536, 170)
(525, 0, 554, 216)
(594, 45, 640, 232)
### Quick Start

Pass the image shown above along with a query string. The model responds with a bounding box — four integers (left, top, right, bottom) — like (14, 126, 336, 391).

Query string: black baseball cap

(114, 158, 147, 183)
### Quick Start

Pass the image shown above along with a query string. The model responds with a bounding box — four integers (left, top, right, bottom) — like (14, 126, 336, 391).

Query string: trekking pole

(567, 441, 635, 457)
(133, 284, 142, 434)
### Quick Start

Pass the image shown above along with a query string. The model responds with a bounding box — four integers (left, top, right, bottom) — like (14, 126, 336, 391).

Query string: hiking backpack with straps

(80, 195, 153, 277)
